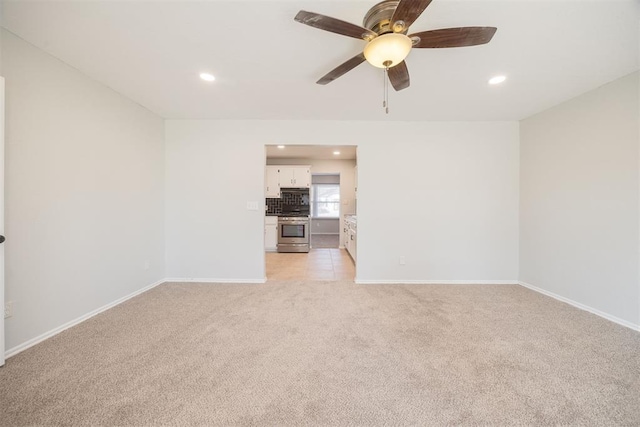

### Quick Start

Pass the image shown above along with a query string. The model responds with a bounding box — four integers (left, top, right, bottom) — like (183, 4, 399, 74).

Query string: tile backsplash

(266, 197, 282, 215)
(266, 188, 309, 215)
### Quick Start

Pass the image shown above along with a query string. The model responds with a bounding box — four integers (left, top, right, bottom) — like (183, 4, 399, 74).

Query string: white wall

(166, 120, 519, 282)
(267, 157, 356, 246)
(357, 122, 520, 282)
(2, 30, 165, 352)
(310, 218, 340, 235)
(520, 71, 640, 327)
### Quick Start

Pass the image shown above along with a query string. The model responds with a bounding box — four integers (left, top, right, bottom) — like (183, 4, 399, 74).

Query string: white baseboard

(355, 279, 518, 285)
(5, 278, 166, 359)
(164, 278, 266, 284)
(518, 281, 640, 331)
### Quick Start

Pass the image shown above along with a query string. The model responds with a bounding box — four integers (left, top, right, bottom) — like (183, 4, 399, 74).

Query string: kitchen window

(311, 183, 340, 218)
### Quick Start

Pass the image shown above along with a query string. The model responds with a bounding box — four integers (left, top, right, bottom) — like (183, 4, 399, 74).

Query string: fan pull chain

(382, 68, 386, 110)
(383, 66, 389, 114)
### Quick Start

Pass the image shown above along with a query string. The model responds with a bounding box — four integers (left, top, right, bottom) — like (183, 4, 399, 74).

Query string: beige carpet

(1, 281, 639, 425)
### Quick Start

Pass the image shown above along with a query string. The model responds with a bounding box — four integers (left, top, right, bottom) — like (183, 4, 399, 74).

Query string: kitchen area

(264, 145, 357, 281)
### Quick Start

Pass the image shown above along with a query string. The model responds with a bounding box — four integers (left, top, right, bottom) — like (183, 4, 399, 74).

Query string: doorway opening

(263, 144, 357, 282)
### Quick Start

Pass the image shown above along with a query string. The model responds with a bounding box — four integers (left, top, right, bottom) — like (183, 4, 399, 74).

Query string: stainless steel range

(277, 216, 310, 253)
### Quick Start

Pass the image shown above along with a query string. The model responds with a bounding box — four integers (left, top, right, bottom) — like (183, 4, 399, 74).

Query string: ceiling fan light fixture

(363, 33, 412, 68)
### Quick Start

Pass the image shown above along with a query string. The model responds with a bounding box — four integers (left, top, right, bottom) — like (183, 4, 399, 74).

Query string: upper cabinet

(265, 166, 280, 198)
(277, 166, 310, 188)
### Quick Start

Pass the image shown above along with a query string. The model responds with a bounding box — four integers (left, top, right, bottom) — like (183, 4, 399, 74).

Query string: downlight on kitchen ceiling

(199, 73, 215, 82)
(489, 75, 506, 85)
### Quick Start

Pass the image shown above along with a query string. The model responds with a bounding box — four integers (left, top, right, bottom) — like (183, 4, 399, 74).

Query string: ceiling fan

(294, 0, 497, 92)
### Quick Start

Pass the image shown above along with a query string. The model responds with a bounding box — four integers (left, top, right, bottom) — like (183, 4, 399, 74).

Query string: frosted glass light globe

(363, 33, 412, 68)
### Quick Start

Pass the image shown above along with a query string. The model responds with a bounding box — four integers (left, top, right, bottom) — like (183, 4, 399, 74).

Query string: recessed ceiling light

(199, 73, 215, 82)
(333, 151, 341, 155)
(488, 75, 506, 85)
(277, 145, 285, 149)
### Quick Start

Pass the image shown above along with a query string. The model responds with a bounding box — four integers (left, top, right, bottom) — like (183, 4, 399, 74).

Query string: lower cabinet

(265, 216, 278, 251)
(344, 216, 356, 263)
(350, 229, 357, 262)
(347, 228, 357, 262)
(342, 218, 349, 250)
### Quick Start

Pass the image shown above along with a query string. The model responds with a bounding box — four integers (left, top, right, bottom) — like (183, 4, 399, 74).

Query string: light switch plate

(247, 201, 259, 211)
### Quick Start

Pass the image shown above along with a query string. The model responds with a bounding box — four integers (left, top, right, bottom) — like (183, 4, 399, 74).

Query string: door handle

(0, 235, 5, 243)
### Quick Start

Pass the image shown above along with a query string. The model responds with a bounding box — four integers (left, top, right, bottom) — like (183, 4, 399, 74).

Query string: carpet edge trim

(5, 278, 166, 359)
(518, 281, 640, 332)
(354, 280, 518, 285)
(164, 278, 267, 284)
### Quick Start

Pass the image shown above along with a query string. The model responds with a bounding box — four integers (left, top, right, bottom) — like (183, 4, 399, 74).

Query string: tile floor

(310, 234, 339, 248)
(266, 248, 355, 281)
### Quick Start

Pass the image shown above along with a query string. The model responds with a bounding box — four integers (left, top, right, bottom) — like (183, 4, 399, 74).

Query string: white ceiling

(266, 144, 357, 160)
(2, 0, 638, 121)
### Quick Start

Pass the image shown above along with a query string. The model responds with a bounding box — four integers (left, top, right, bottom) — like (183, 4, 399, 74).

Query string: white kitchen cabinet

(350, 228, 357, 262)
(278, 166, 310, 188)
(278, 167, 293, 186)
(265, 166, 280, 198)
(341, 217, 349, 249)
(293, 166, 311, 188)
(265, 216, 278, 251)
(345, 216, 356, 263)
(347, 228, 355, 261)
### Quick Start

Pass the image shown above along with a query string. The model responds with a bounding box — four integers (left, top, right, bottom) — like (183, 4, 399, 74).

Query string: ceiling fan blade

(391, 0, 434, 29)
(388, 61, 410, 91)
(317, 53, 366, 85)
(410, 27, 497, 48)
(295, 11, 377, 41)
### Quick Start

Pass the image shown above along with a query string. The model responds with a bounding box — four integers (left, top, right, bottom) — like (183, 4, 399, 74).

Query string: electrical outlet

(4, 301, 13, 318)
(399, 256, 406, 266)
